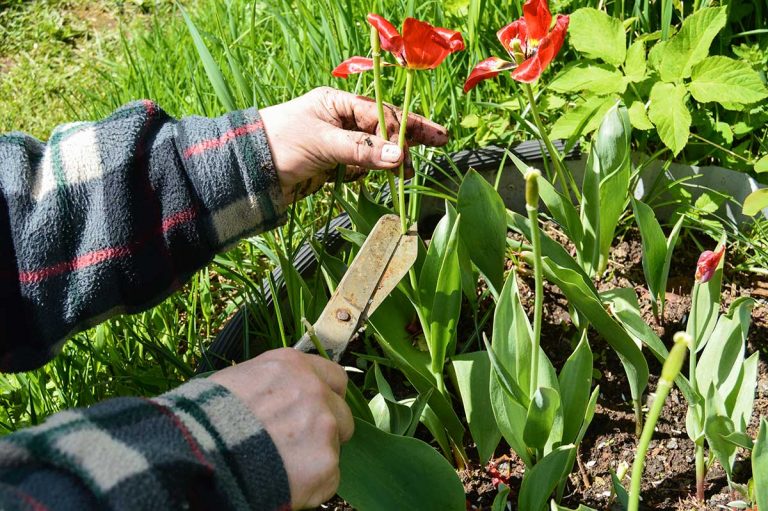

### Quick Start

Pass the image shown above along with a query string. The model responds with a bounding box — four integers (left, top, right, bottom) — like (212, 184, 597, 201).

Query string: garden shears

(293, 214, 418, 362)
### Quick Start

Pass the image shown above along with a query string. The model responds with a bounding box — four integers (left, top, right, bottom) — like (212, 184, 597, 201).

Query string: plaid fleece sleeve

(0, 378, 291, 511)
(0, 101, 287, 372)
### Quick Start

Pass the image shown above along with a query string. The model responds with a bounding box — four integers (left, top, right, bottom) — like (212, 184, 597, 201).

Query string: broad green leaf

(730, 352, 759, 432)
(457, 170, 506, 295)
(492, 272, 533, 395)
(755, 155, 768, 173)
(346, 380, 375, 424)
(492, 484, 511, 511)
(490, 372, 533, 466)
(558, 332, 593, 444)
(550, 95, 616, 140)
(539, 257, 649, 408)
(704, 388, 738, 480)
(743, 189, 768, 217)
(523, 387, 561, 453)
(518, 445, 576, 511)
(338, 418, 465, 511)
(569, 8, 626, 65)
(551, 503, 598, 511)
(649, 82, 691, 156)
(753, 419, 768, 511)
(419, 206, 456, 318)
(485, 336, 529, 408)
(696, 306, 749, 400)
(369, 393, 413, 435)
(428, 216, 463, 374)
(657, 6, 728, 82)
(660, 215, 685, 316)
(632, 198, 667, 307)
(624, 40, 647, 82)
(689, 56, 768, 105)
(550, 63, 626, 95)
(627, 101, 654, 130)
(179, 5, 237, 112)
(721, 431, 753, 450)
(452, 352, 502, 462)
(420, 404, 452, 460)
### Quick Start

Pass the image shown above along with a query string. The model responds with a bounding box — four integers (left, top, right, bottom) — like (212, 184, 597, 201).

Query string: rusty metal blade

(294, 214, 408, 360)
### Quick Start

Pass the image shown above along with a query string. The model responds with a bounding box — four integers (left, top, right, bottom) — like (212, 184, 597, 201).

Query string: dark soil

(323, 227, 768, 510)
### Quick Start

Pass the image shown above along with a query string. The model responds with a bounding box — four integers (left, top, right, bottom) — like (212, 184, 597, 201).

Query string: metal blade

(294, 214, 406, 360)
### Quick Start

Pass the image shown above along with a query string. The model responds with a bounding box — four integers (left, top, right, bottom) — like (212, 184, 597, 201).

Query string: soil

(322, 226, 768, 511)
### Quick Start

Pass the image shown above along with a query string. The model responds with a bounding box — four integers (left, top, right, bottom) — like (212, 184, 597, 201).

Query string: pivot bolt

(336, 309, 352, 322)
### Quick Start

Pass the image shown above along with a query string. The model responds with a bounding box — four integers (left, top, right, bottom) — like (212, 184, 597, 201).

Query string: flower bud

(661, 332, 690, 384)
(525, 168, 541, 208)
(695, 245, 725, 283)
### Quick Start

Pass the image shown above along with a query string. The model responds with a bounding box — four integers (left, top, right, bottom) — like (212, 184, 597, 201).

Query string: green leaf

(657, 6, 728, 82)
(492, 484, 511, 511)
(688, 56, 768, 105)
(492, 272, 533, 396)
(369, 393, 413, 435)
(704, 388, 738, 480)
(536, 173, 583, 244)
(648, 82, 691, 156)
(550, 95, 616, 140)
(731, 352, 759, 432)
(551, 503, 598, 511)
(452, 352, 502, 462)
(558, 332, 593, 444)
(743, 189, 768, 216)
(755, 155, 768, 173)
(611, 471, 630, 509)
(569, 8, 626, 65)
(632, 198, 667, 305)
(457, 169, 507, 295)
(419, 206, 455, 316)
(490, 372, 533, 467)
(624, 40, 647, 82)
(179, 5, 237, 112)
(538, 257, 649, 408)
(627, 101, 654, 130)
(338, 418, 466, 511)
(550, 63, 626, 95)
(428, 216, 463, 374)
(523, 387, 561, 453)
(346, 380, 376, 424)
(753, 419, 768, 511)
(518, 445, 576, 511)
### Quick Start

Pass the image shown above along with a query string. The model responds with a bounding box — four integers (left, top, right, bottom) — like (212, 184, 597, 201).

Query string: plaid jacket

(0, 102, 291, 509)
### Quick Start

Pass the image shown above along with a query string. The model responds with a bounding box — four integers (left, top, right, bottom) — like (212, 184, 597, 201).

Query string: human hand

(210, 348, 353, 509)
(259, 86, 450, 203)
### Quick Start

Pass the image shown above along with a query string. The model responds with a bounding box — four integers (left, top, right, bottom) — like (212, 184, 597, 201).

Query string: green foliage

(754, 419, 768, 511)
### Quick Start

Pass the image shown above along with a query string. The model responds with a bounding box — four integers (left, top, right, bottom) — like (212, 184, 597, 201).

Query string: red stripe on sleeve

(182, 121, 263, 159)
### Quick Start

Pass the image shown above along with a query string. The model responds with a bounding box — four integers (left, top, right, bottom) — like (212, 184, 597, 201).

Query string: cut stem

(526, 170, 543, 396)
(370, 25, 398, 213)
(397, 69, 415, 234)
(523, 84, 580, 202)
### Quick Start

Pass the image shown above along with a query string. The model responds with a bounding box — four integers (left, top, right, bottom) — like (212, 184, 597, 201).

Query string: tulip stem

(397, 69, 415, 234)
(523, 83, 580, 203)
(526, 170, 543, 396)
(371, 25, 399, 214)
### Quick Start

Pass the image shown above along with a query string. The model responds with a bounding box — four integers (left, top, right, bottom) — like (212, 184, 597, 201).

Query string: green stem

(371, 26, 398, 213)
(526, 173, 543, 396)
(523, 84, 580, 203)
(695, 443, 706, 501)
(397, 69, 415, 234)
(628, 334, 688, 511)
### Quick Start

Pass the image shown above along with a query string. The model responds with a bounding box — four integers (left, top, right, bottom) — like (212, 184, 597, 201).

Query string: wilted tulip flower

(695, 245, 725, 283)
(464, 0, 568, 91)
(332, 14, 464, 78)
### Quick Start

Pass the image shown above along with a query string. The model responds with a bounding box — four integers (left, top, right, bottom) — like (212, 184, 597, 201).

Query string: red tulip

(695, 245, 725, 283)
(332, 14, 464, 78)
(464, 0, 568, 91)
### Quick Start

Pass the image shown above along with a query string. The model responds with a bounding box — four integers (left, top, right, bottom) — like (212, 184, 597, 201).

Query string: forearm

(0, 379, 290, 511)
(0, 102, 287, 371)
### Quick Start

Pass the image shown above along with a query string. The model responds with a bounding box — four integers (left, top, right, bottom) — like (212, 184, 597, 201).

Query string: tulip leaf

(452, 351, 502, 462)
(523, 387, 561, 453)
(457, 169, 506, 296)
(743, 189, 768, 217)
(518, 445, 576, 511)
(369, 393, 413, 435)
(611, 471, 630, 509)
(657, 6, 728, 82)
(632, 197, 666, 303)
(490, 373, 533, 467)
(492, 484, 511, 511)
(649, 81, 691, 157)
(549, 95, 616, 140)
(704, 389, 738, 481)
(569, 8, 626, 65)
(536, 172, 583, 245)
(558, 331, 593, 444)
(551, 503, 598, 511)
(729, 351, 759, 432)
(689, 56, 768, 105)
(538, 257, 649, 412)
(492, 272, 533, 395)
(338, 418, 466, 511)
(753, 419, 768, 511)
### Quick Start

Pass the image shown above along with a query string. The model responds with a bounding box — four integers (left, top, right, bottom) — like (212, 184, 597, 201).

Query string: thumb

(324, 127, 404, 170)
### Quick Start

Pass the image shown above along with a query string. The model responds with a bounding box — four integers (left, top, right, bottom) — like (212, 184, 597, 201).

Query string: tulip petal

(463, 56, 515, 92)
(523, 0, 553, 42)
(510, 55, 544, 83)
(402, 17, 452, 70)
(535, 15, 569, 71)
(367, 13, 405, 64)
(432, 26, 466, 52)
(497, 19, 527, 55)
(695, 245, 725, 283)
(332, 57, 376, 78)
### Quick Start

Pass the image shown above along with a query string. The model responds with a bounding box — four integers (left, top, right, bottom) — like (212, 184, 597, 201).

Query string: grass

(0, 0, 766, 434)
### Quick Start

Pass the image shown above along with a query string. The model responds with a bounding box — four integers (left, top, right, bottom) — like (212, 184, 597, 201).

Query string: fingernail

(381, 144, 402, 163)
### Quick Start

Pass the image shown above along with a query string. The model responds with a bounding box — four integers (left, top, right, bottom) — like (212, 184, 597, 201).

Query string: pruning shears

(294, 214, 418, 362)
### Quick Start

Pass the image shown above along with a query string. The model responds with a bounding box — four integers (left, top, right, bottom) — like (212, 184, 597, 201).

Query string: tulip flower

(464, 0, 569, 91)
(695, 245, 725, 283)
(332, 14, 464, 78)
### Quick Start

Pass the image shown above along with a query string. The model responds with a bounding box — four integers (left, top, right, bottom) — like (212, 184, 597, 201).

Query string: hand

(259, 86, 450, 203)
(210, 348, 354, 509)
